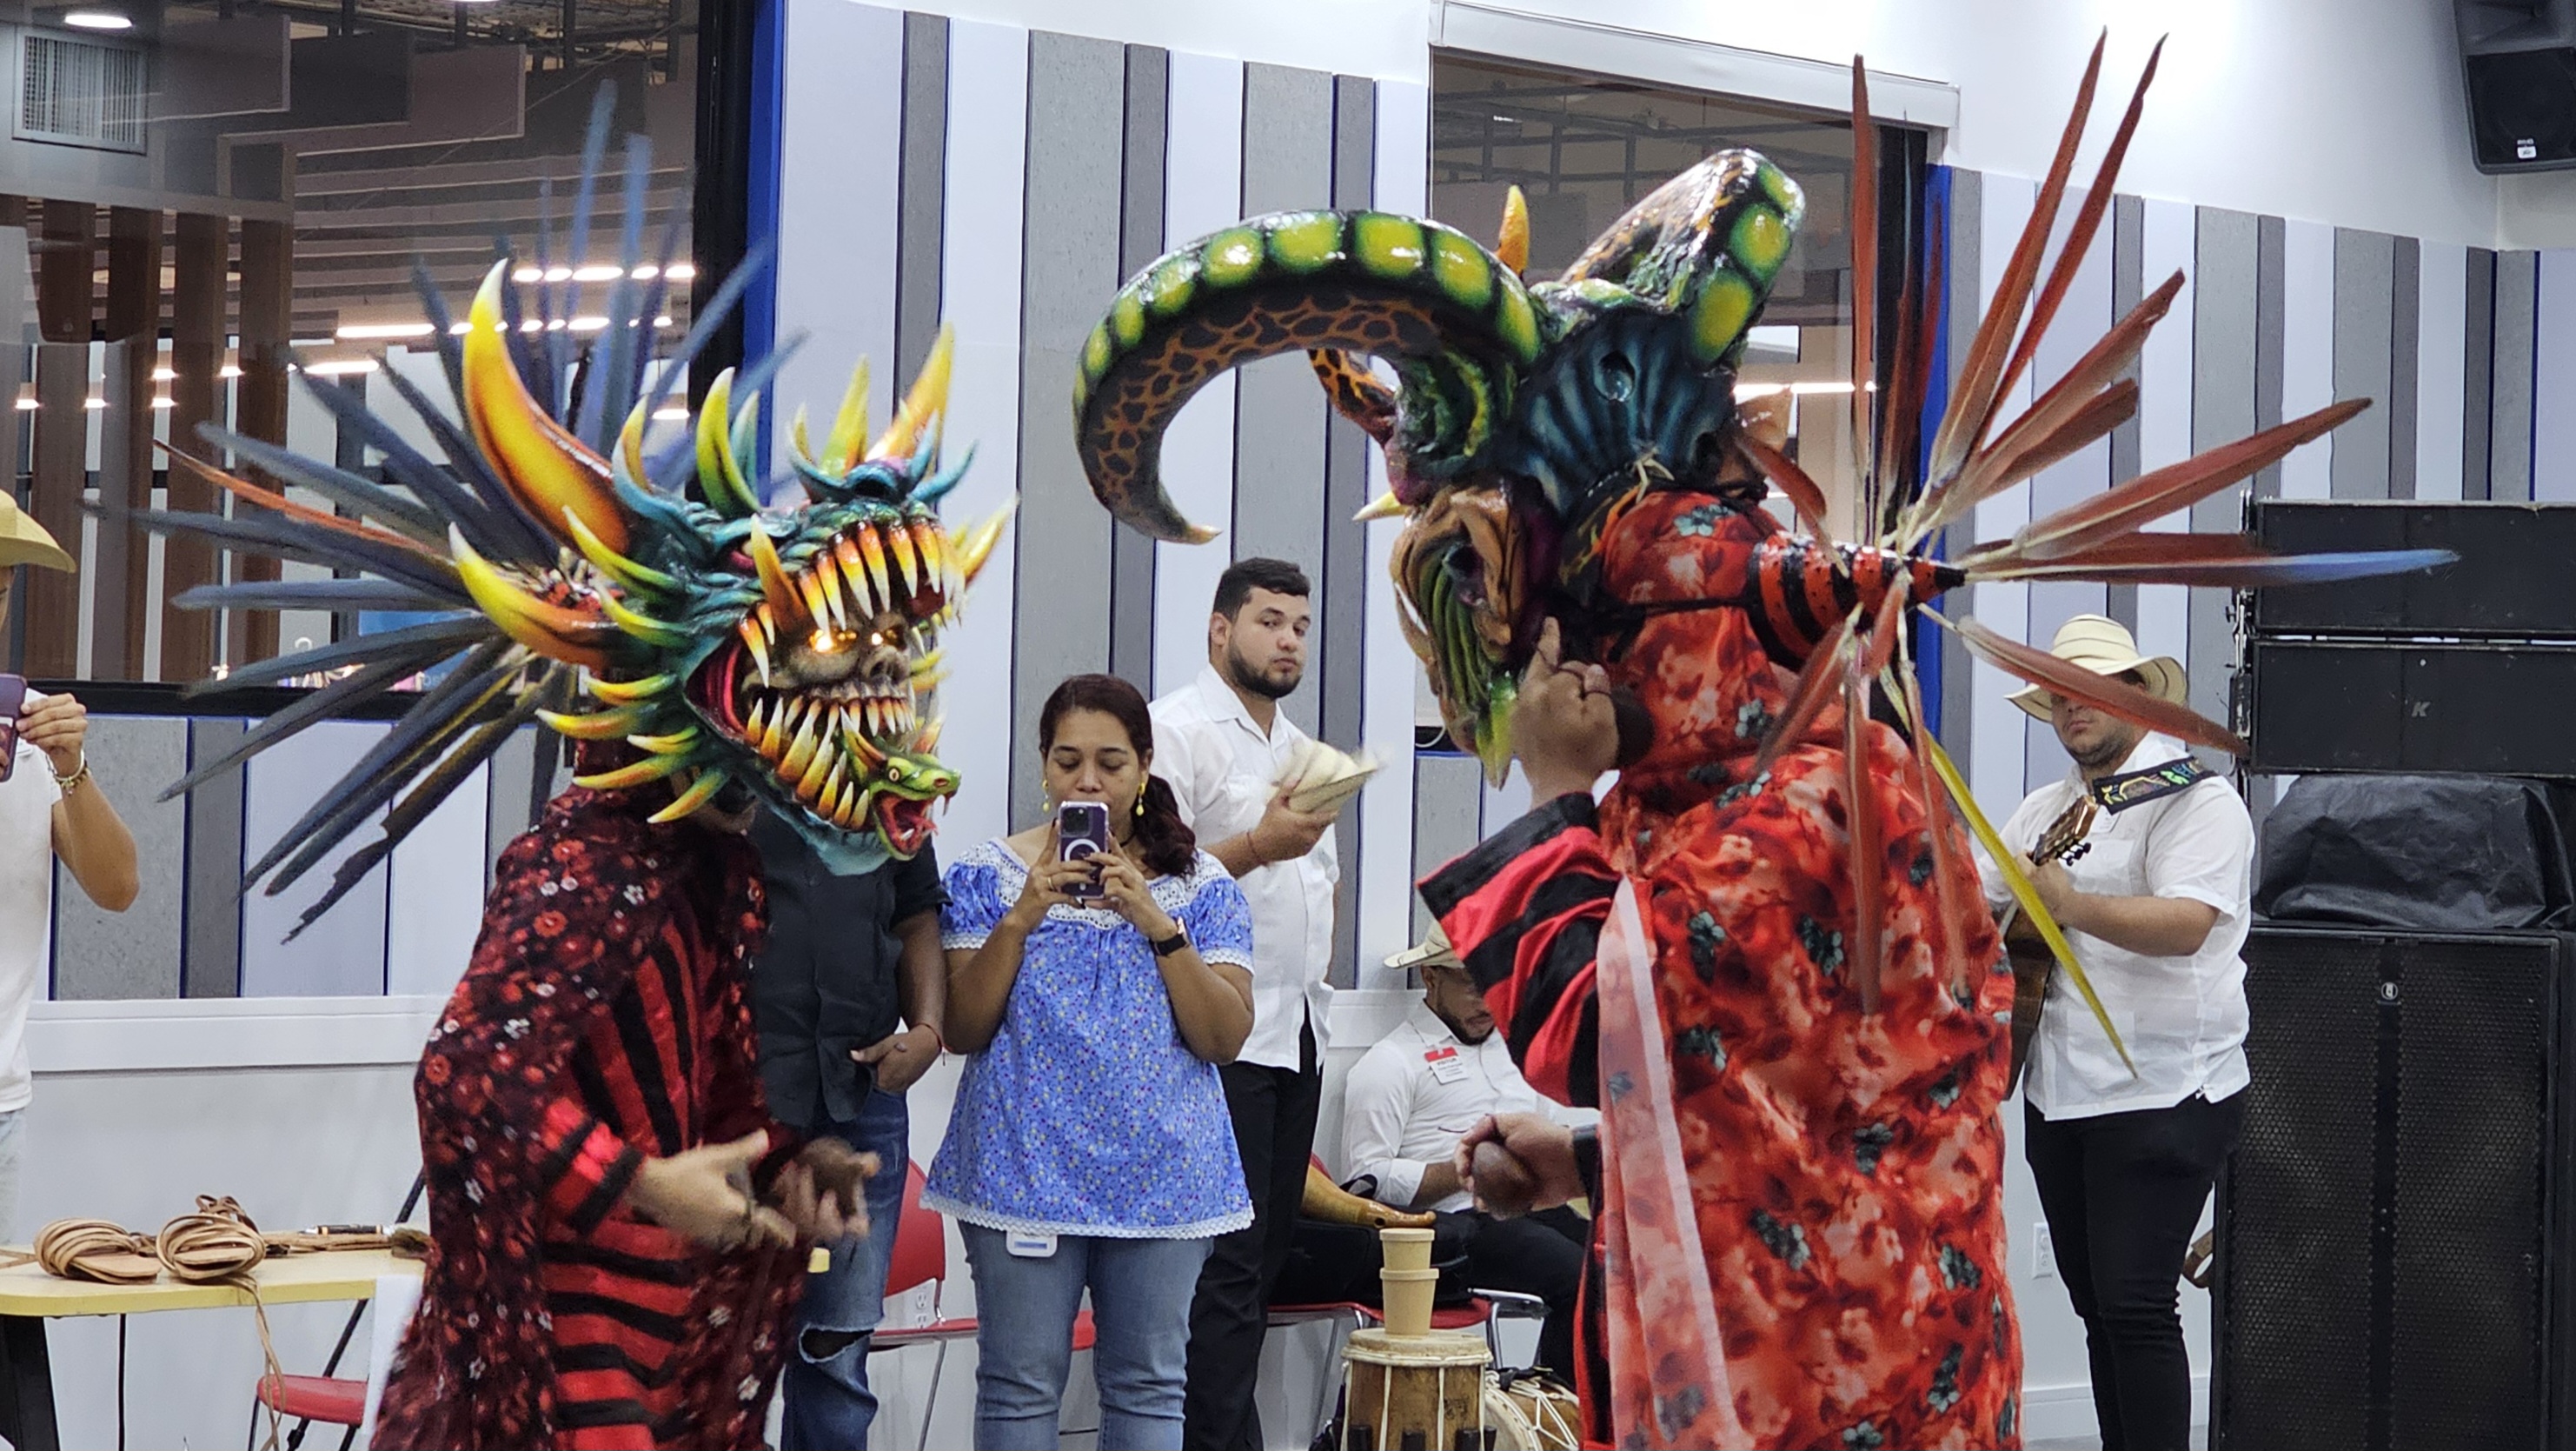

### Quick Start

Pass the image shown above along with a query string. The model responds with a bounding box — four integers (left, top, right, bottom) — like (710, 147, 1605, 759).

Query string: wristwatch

(1151, 927, 1191, 957)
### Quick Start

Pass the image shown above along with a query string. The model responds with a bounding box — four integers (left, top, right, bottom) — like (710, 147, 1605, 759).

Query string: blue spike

(368, 364, 561, 564)
(196, 428, 445, 542)
(175, 578, 461, 611)
(413, 259, 468, 409)
(183, 614, 489, 694)
(913, 446, 976, 507)
(581, 135, 656, 451)
(121, 501, 462, 598)
(159, 646, 464, 802)
(634, 236, 778, 436)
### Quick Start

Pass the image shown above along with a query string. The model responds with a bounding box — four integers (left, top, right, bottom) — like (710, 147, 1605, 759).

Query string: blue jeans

(781, 1088, 911, 1451)
(958, 1223, 1213, 1451)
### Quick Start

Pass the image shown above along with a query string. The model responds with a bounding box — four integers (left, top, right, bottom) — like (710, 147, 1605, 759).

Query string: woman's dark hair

(1037, 674, 1198, 879)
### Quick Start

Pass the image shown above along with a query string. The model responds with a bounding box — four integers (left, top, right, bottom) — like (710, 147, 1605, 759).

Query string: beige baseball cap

(0, 491, 73, 573)
(1384, 922, 1464, 974)
(2008, 614, 2185, 721)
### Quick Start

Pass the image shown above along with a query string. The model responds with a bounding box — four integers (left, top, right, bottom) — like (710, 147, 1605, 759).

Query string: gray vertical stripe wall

(1109, 45, 1169, 691)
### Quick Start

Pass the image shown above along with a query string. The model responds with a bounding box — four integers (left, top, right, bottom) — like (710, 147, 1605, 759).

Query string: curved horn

(1558, 150, 1806, 367)
(1073, 210, 1544, 543)
(460, 261, 632, 553)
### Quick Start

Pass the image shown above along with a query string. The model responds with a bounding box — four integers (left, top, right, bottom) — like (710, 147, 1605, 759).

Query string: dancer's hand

(1455, 1113, 1580, 1218)
(627, 1130, 796, 1251)
(1510, 620, 1620, 802)
(773, 1142, 874, 1245)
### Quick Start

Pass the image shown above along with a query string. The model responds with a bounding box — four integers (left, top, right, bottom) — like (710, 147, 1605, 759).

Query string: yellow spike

(761, 697, 792, 760)
(908, 646, 947, 680)
(627, 725, 701, 755)
(587, 672, 675, 704)
(738, 616, 773, 689)
(824, 358, 873, 474)
(746, 524, 803, 624)
(694, 369, 759, 516)
(886, 518, 920, 597)
(573, 751, 689, 791)
(812, 546, 849, 629)
(908, 520, 946, 596)
(911, 665, 952, 694)
(601, 590, 688, 646)
(838, 709, 886, 771)
(868, 326, 953, 463)
(913, 716, 943, 754)
(813, 752, 848, 812)
(461, 261, 631, 553)
(649, 768, 730, 824)
(452, 529, 614, 670)
(955, 503, 1016, 587)
(562, 506, 676, 596)
(1497, 185, 1530, 274)
(537, 705, 646, 740)
(1352, 490, 1408, 522)
(618, 397, 651, 488)
(799, 570, 838, 632)
(855, 523, 895, 603)
(780, 702, 824, 781)
(788, 403, 817, 468)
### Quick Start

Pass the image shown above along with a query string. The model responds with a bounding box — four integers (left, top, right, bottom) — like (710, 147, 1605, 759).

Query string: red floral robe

(1421, 491, 2021, 1451)
(373, 787, 805, 1451)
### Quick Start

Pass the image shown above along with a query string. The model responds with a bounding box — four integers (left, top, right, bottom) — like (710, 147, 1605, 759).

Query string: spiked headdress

(127, 94, 1011, 936)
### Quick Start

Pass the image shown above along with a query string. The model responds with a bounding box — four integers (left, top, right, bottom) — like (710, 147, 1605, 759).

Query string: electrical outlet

(2033, 1221, 2055, 1280)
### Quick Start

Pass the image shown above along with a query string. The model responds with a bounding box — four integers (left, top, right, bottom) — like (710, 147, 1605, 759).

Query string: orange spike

(1497, 186, 1530, 273)
(460, 261, 631, 554)
(746, 524, 802, 624)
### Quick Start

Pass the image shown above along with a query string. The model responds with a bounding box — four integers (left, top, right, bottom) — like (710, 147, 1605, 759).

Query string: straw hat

(1384, 922, 1464, 974)
(0, 492, 73, 574)
(2008, 614, 2186, 721)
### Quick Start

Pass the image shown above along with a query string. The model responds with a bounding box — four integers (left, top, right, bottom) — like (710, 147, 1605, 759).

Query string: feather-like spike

(587, 672, 675, 704)
(2004, 399, 2370, 563)
(626, 725, 700, 755)
(1860, 573, 1910, 675)
(160, 449, 457, 577)
(1979, 541, 2457, 589)
(728, 389, 767, 504)
(825, 357, 873, 474)
(600, 589, 689, 647)
(789, 403, 816, 468)
(367, 360, 559, 565)
(561, 505, 678, 596)
(914, 717, 944, 754)
(451, 529, 619, 670)
(909, 519, 946, 599)
(649, 769, 730, 824)
(1995, 37, 2164, 409)
(537, 705, 647, 740)
(1892, 662, 1968, 995)
(1950, 613, 2247, 754)
(1842, 666, 1884, 1013)
(187, 616, 490, 695)
(158, 648, 460, 801)
(694, 369, 760, 516)
(854, 522, 895, 602)
(799, 568, 839, 633)
(573, 751, 691, 792)
(461, 260, 631, 552)
(1497, 186, 1530, 273)
(196, 429, 444, 542)
(173, 578, 458, 612)
(956, 503, 1014, 585)
(886, 516, 920, 597)
(1924, 34, 2105, 488)
(1749, 612, 1856, 783)
(1920, 729, 2134, 1073)
(618, 397, 654, 489)
(1945, 380, 2139, 525)
(869, 326, 953, 463)
(780, 704, 823, 781)
(744, 523, 803, 625)
(1733, 434, 1837, 547)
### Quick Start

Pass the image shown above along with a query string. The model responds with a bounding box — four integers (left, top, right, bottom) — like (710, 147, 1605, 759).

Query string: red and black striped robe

(373, 787, 804, 1451)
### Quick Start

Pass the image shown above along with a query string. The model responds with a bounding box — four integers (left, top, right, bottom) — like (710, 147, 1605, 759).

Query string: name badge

(1006, 1231, 1059, 1259)
(1425, 1046, 1471, 1085)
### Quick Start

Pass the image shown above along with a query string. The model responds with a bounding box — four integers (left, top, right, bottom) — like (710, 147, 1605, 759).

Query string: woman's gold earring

(1134, 782, 1148, 819)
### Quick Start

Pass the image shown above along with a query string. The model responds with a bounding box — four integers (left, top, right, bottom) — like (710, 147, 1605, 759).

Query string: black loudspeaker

(2216, 925, 2576, 1451)
(2459, 2, 2576, 173)
(2244, 640, 2576, 778)
(2249, 499, 2576, 639)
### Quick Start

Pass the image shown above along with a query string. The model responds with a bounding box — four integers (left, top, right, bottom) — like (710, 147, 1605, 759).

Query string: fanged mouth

(731, 516, 960, 690)
(877, 793, 937, 855)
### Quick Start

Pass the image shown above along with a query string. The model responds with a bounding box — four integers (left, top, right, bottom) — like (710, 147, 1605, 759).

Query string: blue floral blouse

(926, 839, 1257, 1239)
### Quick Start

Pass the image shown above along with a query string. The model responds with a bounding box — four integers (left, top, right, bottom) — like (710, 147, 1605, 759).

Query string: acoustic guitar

(2002, 794, 2095, 1096)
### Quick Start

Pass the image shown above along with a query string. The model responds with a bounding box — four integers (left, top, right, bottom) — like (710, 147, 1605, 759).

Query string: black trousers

(2026, 1088, 2246, 1451)
(1182, 1021, 1321, 1451)
(1459, 1207, 1588, 1377)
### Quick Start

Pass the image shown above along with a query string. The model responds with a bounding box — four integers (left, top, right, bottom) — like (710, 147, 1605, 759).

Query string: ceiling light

(542, 266, 573, 283)
(654, 315, 674, 328)
(150, 397, 173, 409)
(543, 317, 568, 332)
(572, 264, 622, 283)
(83, 397, 105, 409)
(569, 316, 607, 333)
(337, 321, 434, 340)
(450, 322, 472, 336)
(511, 266, 541, 284)
(665, 263, 697, 281)
(13, 398, 35, 412)
(652, 404, 689, 421)
(518, 319, 542, 333)
(219, 364, 242, 379)
(151, 366, 175, 382)
(304, 359, 382, 376)
(62, 10, 132, 30)
(630, 264, 660, 281)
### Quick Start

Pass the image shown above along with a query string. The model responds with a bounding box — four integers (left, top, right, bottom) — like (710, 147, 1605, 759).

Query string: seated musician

(1339, 927, 1588, 1374)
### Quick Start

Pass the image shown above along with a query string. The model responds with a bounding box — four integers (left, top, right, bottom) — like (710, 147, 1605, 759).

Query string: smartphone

(1056, 800, 1111, 900)
(0, 675, 24, 785)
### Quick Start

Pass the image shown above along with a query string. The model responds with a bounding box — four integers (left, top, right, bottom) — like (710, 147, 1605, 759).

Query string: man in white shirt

(1978, 615, 2251, 1451)
(1343, 926, 1586, 1375)
(1152, 557, 1339, 1451)
(0, 497, 141, 1241)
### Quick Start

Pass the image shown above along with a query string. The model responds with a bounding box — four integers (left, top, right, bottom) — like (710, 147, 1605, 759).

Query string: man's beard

(2072, 722, 2145, 775)
(1224, 642, 1300, 701)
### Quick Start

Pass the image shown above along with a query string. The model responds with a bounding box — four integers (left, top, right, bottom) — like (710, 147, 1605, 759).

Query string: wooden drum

(1337, 1327, 1492, 1451)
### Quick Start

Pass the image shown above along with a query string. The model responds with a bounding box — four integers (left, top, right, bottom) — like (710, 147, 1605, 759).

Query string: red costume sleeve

(1418, 791, 1620, 1108)
(534, 1098, 643, 1235)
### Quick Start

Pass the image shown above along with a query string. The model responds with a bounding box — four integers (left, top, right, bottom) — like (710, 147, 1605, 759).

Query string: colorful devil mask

(139, 257, 1007, 935)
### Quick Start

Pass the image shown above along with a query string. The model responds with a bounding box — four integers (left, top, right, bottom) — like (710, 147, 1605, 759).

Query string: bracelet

(913, 1022, 946, 1055)
(51, 755, 90, 797)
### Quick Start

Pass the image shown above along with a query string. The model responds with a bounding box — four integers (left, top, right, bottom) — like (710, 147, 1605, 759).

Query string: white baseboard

(28, 994, 446, 1073)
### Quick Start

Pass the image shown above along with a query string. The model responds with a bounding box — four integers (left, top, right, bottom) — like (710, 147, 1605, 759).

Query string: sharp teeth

(740, 618, 773, 689)
(798, 569, 834, 631)
(780, 701, 820, 780)
(887, 520, 920, 602)
(813, 549, 849, 631)
(857, 524, 895, 605)
(863, 699, 883, 737)
(911, 521, 945, 599)
(816, 753, 847, 815)
(834, 536, 873, 619)
(796, 732, 834, 801)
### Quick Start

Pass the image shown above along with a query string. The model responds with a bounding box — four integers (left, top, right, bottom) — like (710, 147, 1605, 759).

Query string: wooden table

(0, 1248, 422, 1451)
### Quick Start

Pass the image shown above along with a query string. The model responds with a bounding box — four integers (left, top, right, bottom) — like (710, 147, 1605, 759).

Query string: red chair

(869, 1161, 1095, 1451)
(245, 1374, 368, 1451)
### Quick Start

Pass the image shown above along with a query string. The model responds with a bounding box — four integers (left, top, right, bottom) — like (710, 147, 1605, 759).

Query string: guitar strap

(2088, 755, 2212, 814)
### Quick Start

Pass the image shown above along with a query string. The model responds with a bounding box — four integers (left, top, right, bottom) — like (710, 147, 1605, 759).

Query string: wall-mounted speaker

(2459, 2, 2576, 172)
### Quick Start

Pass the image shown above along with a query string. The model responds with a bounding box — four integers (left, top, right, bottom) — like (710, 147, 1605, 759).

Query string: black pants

(1459, 1207, 1588, 1377)
(2026, 1088, 2246, 1451)
(1182, 1021, 1321, 1451)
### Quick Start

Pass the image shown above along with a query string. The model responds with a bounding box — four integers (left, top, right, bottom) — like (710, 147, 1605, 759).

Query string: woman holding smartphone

(928, 673, 1257, 1451)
